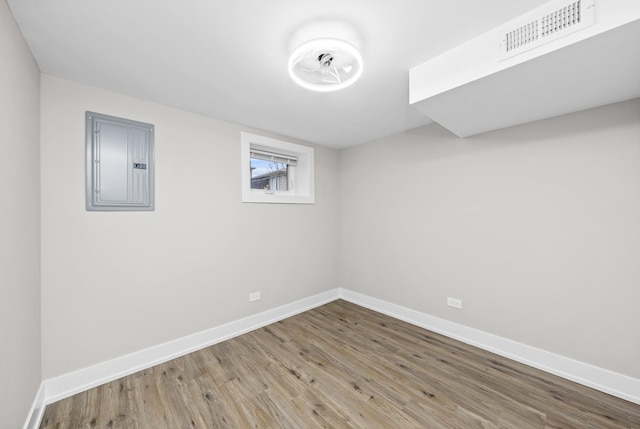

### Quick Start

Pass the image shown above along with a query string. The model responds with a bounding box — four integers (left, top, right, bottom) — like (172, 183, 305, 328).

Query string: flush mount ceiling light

(288, 39, 363, 92)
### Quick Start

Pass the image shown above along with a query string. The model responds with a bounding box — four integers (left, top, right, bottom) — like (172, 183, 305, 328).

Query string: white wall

(0, 0, 42, 427)
(40, 75, 339, 379)
(339, 99, 640, 379)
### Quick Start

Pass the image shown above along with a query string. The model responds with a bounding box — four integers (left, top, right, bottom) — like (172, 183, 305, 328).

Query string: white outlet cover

(447, 297, 462, 309)
(249, 292, 261, 302)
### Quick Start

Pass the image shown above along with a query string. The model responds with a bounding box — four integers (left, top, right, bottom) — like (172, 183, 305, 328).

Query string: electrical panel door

(86, 112, 155, 211)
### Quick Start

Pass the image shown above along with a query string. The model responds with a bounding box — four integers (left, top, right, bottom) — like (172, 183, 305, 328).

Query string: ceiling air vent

(500, 0, 594, 60)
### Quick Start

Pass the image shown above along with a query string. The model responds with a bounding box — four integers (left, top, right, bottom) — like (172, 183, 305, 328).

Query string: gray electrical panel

(86, 112, 155, 211)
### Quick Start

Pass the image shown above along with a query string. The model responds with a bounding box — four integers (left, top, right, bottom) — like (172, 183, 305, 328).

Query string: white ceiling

(8, 0, 547, 148)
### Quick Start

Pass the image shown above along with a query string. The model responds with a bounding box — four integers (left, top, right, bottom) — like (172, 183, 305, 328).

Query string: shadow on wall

(399, 99, 640, 162)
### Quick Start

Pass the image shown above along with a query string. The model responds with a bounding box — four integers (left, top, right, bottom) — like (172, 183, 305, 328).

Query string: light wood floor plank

(40, 300, 640, 428)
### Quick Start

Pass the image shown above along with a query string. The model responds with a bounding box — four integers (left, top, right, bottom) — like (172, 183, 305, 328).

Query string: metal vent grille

(541, 2, 582, 37)
(505, 21, 539, 52)
(500, 0, 593, 59)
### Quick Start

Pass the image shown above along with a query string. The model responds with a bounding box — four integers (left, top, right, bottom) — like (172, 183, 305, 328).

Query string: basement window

(241, 132, 314, 204)
(250, 149, 294, 192)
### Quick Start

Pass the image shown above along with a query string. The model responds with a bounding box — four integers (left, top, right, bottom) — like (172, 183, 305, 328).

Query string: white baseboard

(28, 286, 639, 429)
(44, 288, 340, 405)
(338, 288, 640, 405)
(23, 382, 46, 429)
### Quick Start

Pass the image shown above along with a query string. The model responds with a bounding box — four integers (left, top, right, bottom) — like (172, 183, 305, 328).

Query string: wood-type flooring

(40, 300, 640, 428)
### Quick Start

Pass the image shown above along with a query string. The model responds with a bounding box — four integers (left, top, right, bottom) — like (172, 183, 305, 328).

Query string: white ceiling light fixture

(288, 38, 363, 92)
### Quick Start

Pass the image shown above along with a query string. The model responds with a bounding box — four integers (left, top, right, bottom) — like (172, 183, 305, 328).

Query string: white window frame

(241, 132, 315, 204)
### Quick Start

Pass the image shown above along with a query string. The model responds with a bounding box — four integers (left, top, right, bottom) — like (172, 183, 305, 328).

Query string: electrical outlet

(249, 292, 261, 302)
(447, 297, 462, 309)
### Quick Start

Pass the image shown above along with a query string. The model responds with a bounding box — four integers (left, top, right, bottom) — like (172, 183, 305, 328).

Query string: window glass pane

(250, 158, 288, 191)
